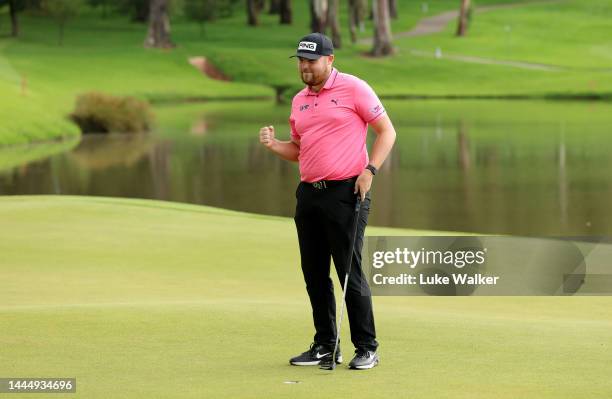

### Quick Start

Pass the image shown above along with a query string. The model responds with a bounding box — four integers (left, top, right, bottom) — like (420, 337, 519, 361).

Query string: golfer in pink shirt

(259, 33, 396, 370)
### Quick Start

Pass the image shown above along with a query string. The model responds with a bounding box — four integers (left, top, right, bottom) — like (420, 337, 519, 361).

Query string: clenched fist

(259, 125, 277, 149)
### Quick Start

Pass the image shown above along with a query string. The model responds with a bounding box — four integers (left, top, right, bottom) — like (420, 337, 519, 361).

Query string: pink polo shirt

(289, 68, 386, 183)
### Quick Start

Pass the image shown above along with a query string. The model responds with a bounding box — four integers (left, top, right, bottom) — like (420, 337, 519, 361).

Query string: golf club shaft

(330, 197, 362, 366)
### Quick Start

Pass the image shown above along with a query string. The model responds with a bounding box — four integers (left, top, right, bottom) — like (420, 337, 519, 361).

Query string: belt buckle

(312, 181, 327, 190)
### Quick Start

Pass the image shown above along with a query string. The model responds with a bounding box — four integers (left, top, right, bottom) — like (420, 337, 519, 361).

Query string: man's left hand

(354, 169, 373, 202)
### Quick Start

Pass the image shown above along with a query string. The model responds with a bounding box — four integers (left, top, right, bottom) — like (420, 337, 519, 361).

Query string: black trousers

(294, 178, 378, 352)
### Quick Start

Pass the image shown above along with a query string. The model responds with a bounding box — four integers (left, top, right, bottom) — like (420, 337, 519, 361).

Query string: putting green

(0, 196, 610, 398)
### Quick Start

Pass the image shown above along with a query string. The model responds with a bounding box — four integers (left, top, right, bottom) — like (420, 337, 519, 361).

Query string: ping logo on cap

(298, 41, 317, 52)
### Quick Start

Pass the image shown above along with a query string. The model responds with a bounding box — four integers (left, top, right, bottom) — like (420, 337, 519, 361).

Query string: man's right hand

(258, 125, 299, 162)
(259, 125, 277, 149)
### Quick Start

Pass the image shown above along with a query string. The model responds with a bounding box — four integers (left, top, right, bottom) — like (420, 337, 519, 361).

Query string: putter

(320, 195, 363, 371)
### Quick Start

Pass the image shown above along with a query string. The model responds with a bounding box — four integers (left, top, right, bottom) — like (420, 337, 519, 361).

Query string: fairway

(1, 196, 610, 398)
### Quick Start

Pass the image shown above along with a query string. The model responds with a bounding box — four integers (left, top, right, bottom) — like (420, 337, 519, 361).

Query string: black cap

(290, 33, 334, 60)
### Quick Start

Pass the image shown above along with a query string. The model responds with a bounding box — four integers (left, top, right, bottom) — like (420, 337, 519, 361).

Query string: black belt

(304, 176, 357, 190)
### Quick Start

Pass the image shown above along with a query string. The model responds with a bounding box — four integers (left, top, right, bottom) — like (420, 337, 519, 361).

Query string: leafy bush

(69, 92, 153, 134)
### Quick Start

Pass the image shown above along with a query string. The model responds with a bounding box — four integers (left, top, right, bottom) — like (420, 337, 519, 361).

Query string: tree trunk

(371, 0, 393, 56)
(456, 0, 471, 37)
(310, 0, 327, 33)
(269, 0, 280, 14)
(349, 0, 367, 42)
(9, 0, 19, 37)
(247, 0, 259, 26)
(348, 0, 357, 43)
(144, 0, 174, 48)
(388, 0, 397, 19)
(279, 0, 292, 24)
(326, 0, 341, 48)
(358, 0, 367, 30)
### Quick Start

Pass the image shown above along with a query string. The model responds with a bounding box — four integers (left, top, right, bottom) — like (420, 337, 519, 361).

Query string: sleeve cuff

(366, 109, 387, 124)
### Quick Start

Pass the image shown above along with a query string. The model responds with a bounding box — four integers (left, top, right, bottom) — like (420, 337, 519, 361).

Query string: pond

(1, 99, 611, 236)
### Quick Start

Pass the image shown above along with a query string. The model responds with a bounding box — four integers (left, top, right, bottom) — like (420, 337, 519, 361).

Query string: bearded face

(298, 56, 333, 87)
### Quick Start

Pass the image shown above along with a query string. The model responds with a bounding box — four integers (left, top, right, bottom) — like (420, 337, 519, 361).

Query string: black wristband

(365, 164, 377, 176)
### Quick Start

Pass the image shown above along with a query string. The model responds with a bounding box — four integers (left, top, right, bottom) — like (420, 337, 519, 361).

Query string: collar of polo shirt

(304, 68, 339, 96)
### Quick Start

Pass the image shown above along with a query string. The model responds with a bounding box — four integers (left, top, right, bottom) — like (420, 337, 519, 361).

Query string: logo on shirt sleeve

(370, 104, 383, 114)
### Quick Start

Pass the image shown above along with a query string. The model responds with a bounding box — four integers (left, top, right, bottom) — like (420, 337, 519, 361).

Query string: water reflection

(69, 134, 153, 170)
(1, 100, 611, 236)
(558, 127, 568, 230)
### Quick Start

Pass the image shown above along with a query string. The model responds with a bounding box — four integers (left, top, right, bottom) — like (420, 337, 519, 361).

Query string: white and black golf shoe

(348, 348, 379, 369)
(289, 343, 343, 366)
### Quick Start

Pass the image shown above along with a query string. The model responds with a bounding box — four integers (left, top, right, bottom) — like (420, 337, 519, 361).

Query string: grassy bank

(203, 0, 612, 98)
(0, 11, 273, 146)
(0, 195, 610, 398)
(0, 135, 79, 171)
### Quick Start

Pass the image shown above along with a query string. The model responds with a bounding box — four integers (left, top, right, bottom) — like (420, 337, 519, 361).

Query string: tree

(279, 0, 291, 24)
(371, 0, 393, 56)
(184, 0, 216, 37)
(309, 0, 326, 33)
(388, 0, 397, 19)
(41, 0, 84, 45)
(0, 0, 39, 37)
(246, 0, 258, 25)
(3, 0, 44, 37)
(8, 0, 20, 37)
(268, 0, 279, 14)
(456, 0, 471, 37)
(348, 0, 366, 44)
(326, 0, 340, 48)
(144, 0, 174, 48)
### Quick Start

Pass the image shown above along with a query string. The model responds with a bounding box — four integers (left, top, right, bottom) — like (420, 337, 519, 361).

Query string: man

(259, 33, 396, 370)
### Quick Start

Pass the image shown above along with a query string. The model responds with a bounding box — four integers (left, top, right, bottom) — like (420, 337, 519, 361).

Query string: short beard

(301, 72, 321, 87)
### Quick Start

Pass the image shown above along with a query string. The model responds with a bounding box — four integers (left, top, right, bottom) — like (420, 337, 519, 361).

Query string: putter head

(319, 360, 336, 370)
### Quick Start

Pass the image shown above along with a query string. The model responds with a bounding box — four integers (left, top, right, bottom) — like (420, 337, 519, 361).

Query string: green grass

(0, 11, 273, 146)
(406, 0, 612, 69)
(0, 195, 611, 398)
(2, 0, 612, 147)
(0, 45, 80, 146)
(193, 0, 612, 97)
